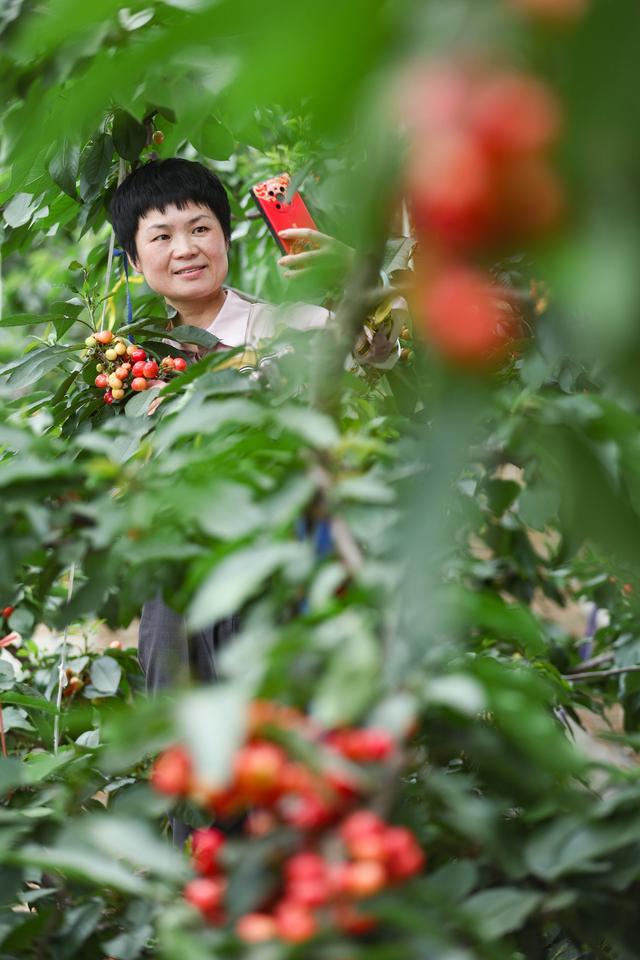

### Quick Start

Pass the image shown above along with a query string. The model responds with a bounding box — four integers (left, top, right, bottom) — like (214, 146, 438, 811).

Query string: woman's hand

(277, 229, 354, 284)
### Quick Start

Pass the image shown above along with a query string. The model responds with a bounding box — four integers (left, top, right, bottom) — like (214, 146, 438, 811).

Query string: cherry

(339, 811, 386, 848)
(103, 391, 114, 404)
(329, 728, 395, 763)
(173, 357, 188, 371)
(382, 826, 426, 879)
(94, 330, 113, 345)
(131, 361, 146, 378)
(183, 876, 225, 922)
(131, 348, 147, 363)
(152, 130, 165, 145)
(95, 374, 108, 389)
(471, 72, 561, 157)
(1, 607, 14, 620)
(191, 828, 225, 876)
(284, 852, 328, 884)
(150, 745, 192, 796)
(233, 741, 287, 804)
(142, 360, 159, 379)
(274, 901, 317, 943)
(280, 791, 335, 831)
(131, 378, 148, 392)
(421, 266, 517, 368)
(339, 860, 387, 898)
(333, 902, 378, 935)
(236, 913, 277, 943)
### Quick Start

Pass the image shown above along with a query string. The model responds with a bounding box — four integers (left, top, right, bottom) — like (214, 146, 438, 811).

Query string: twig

(53, 564, 76, 753)
(563, 665, 640, 683)
(309, 463, 363, 575)
(565, 651, 613, 673)
(98, 157, 127, 330)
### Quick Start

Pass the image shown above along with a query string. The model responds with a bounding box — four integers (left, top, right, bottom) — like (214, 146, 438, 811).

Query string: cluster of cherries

(84, 330, 187, 405)
(402, 56, 566, 366)
(150, 701, 425, 944)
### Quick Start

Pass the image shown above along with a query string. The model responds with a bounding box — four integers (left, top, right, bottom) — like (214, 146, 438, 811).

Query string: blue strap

(114, 248, 134, 339)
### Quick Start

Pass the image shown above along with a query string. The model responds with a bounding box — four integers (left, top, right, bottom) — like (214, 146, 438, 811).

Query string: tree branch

(563, 664, 640, 683)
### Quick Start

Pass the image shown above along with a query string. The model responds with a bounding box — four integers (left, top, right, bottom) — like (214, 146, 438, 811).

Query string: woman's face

(132, 201, 229, 308)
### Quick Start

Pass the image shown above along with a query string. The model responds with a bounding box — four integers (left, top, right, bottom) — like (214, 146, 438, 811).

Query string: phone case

(250, 173, 318, 255)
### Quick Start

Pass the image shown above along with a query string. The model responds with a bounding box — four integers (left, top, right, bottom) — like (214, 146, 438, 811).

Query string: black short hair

(110, 158, 231, 262)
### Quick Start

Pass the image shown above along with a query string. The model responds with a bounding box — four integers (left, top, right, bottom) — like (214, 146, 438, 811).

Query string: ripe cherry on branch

(420, 265, 519, 368)
(403, 61, 564, 252)
(152, 700, 425, 944)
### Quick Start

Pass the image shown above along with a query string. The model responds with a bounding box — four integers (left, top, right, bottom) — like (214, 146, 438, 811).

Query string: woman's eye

(194, 225, 209, 234)
(152, 234, 169, 242)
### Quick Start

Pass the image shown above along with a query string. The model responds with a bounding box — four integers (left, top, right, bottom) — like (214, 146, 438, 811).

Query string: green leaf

(462, 887, 542, 940)
(48, 139, 80, 199)
(0, 313, 60, 328)
(112, 110, 146, 162)
(55, 900, 104, 959)
(2, 345, 75, 389)
(448, 587, 547, 659)
(0, 692, 58, 716)
(12, 843, 148, 895)
(193, 116, 235, 160)
(89, 656, 122, 695)
(311, 612, 381, 725)
(80, 133, 114, 201)
(188, 542, 310, 628)
(177, 684, 248, 786)
(275, 406, 340, 450)
(165, 325, 219, 349)
(3, 193, 38, 229)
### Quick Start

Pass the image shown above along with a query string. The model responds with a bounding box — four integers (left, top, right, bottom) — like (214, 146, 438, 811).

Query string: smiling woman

(110, 158, 233, 330)
(133, 204, 229, 328)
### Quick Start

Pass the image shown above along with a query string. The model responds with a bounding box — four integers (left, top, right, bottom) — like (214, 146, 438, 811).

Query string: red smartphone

(250, 173, 318, 255)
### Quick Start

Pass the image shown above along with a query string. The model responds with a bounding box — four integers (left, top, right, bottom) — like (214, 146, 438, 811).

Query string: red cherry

(131, 349, 147, 363)
(191, 828, 225, 876)
(173, 356, 188, 371)
(339, 810, 386, 847)
(409, 131, 495, 250)
(95, 374, 108, 389)
(2, 606, 14, 620)
(131, 377, 148, 392)
(421, 266, 518, 368)
(280, 791, 335, 831)
(284, 852, 328, 884)
(103, 391, 114, 404)
(236, 913, 277, 943)
(94, 330, 113, 345)
(471, 72, 561, 157)
(329, 728, 395, 763)
(150, 745, 192, 796)
(233, 741, 287, 804)
(286, 877, 332, 908)
(339, 860, 387, 898)
(274, 901, 317, 943)
(131, 361, 147, 377)
(245, 809, 278, 837)
(142, 360, 159, 379)
(382, 827, 426, 879)
(333, 902, 378, 935)
(183, 876, 225, 922)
